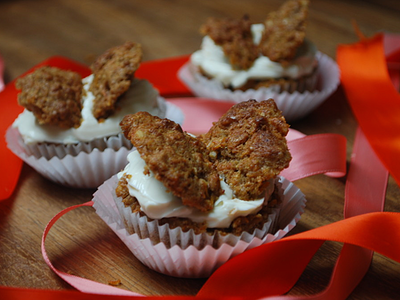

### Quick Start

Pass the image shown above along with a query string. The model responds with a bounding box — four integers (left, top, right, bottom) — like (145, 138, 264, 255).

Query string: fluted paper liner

(92, 175, 306, 278)
(114, 179, 282, 249)
(178, 51, 340, 122)
(6, 102, 184, 188)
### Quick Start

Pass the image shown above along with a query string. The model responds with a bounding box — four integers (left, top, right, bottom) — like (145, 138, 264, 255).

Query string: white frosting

(190, 23, 317, 88)
(13, 75, 165, 144)
(118, 150, 275, 228)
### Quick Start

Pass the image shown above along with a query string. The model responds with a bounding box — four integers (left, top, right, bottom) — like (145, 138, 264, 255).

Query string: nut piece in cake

(260, 0, 309, 64)
(200, 99, 291, 200)
(90, 42, 142, 121)
(16, 66, 83, 129)
(120, 111, 222, 212)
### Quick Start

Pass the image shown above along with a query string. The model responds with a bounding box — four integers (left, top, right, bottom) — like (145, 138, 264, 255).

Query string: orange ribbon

(337, 33, 400, 185)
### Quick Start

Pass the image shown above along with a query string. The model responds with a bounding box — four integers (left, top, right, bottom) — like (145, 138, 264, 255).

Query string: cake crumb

(108, 279, 121, 286)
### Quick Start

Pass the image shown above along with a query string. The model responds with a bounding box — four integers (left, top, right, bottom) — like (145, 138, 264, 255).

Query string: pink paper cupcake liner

(113, 178, 282, 249)
(92, 175, 306, 278)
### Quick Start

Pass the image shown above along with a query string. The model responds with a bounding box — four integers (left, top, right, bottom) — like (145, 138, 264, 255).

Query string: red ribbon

(136, 55, 192, 97)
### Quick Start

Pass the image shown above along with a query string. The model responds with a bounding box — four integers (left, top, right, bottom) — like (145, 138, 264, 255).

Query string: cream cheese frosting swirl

(190, 23, 317, 88)
(13, 75, 166, 144)
(118, 150, 275, 228)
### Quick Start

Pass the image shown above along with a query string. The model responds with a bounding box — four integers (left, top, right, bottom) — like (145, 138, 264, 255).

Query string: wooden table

(1, 0, 400, 298)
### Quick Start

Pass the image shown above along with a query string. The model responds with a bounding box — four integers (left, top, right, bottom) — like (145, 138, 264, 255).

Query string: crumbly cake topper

(260, 0, 309, 64)
(200, 99, 291, 200)
(16, 66, 83, 129)
(200, 15, 258, 70)
(15, 42, 143, 129)
(90, 42, 143, 121)
(120, 99, 291, 211)
(120, 111, 222, 212)
(199, 0, 310, 69)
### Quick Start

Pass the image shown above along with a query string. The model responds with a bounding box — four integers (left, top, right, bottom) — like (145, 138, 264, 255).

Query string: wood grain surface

(1, 0, 400, 298)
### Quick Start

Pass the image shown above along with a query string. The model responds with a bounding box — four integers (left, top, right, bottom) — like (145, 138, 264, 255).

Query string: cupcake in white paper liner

(92, 175, 306, 278)
(6, 102, 183, 189)
(90, 98, 297, 278)
(179, 0, 340, 122)
(113, 175, 282, 250)
(6, 42, 185, 188)
(178, 51, 340, 122)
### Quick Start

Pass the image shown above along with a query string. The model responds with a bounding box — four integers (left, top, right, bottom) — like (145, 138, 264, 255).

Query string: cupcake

(6, 42, 184, 188)
(92, 99, 306, 277)
(178, 0, 340, 121)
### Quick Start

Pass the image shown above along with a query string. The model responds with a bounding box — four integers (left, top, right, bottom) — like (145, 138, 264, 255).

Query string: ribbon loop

(41, 201, 142, 297)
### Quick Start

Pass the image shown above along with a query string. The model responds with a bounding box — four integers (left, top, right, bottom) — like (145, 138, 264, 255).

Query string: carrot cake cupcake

(94, 99, 305, 277)
(7, 42, 183, 188)
(178, 0, 340, 121)
(191, 0, 316, 93)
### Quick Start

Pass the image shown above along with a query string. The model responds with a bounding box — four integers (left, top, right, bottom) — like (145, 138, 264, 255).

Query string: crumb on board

(108, 279, 122, 286)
